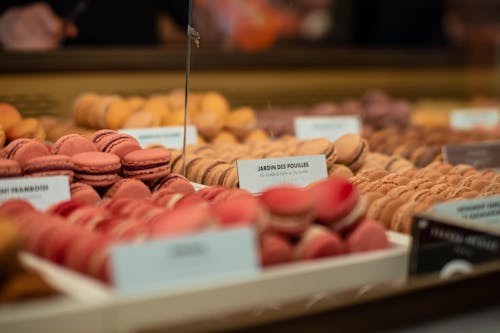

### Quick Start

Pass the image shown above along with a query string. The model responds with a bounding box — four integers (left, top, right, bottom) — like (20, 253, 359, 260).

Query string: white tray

(0, 232, 410, 333)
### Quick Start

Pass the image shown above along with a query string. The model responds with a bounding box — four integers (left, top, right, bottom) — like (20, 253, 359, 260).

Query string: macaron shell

(72, 152, 121, 187)
(260, 186, 313, 216)
(0, 158, 22, 178)
(70, 182, 101, 205)
(122, 148, 171, 181)
(3, 139, 50, 167)
(104, 178, 151, 199)
(259, 233, 293, 267)
(294, 226, 344, 260)
(53, 134, 98, 156)
(346, 219, 389, 253)
(22, 155, 75, 182)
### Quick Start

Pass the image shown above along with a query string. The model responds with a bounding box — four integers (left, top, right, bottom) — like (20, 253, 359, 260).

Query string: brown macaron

(334, 134, 369, 171)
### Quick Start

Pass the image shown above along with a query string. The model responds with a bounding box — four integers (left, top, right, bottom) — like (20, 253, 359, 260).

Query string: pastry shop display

(0, 175, 390, 282)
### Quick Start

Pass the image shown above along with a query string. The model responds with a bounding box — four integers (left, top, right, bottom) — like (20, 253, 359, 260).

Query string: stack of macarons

(69, 90, 262, 144)
(171, 133, 369, 187)
(0, 131, 193, 204)
(0, 102, 46, 147)
(0, 176, 390, 283)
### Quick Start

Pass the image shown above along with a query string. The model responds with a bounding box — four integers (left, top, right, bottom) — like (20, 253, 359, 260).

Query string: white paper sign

(237, 155, 328, 194)
(433, 196, 500, 225)
(294, 116, 361, 141)
(450, 109, 499, 130)
(0, 176, 70, 210)
(111, 227, 260, 295)
(119, 126, 198, 149)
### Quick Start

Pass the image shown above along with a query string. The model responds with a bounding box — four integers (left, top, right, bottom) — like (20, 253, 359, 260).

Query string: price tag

(442, 141, 500, 170)
(119, 126, 198, 149)
(433, 196, 500, 225)
(450, 108, 499, 130)
(237, 155, 327, 194)
(294, 116, 361, 141)
(409, 212, 500, 277)
(111, 227, 259, 295)
(0, 176, 70, 210)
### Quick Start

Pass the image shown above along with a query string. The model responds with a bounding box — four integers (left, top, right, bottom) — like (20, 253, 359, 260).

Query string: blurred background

(0, 0, 498, 118)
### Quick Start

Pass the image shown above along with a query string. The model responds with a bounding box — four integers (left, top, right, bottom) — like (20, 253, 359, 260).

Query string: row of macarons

(352, 162, 500, 234)
(0, 177, 389, 282)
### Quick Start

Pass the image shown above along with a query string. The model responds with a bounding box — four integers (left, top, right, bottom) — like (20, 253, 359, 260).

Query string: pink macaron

(259, 185, 314, 236)
(307, 177, 360, 224)
(121, 148, 171, 181)
(0, 199, 35, 218)
(22, 155, 74, 182)
(149, 173, 195, 195)
(346, 219, 389, 253)
(211, 195, 268, 228)
(98, 133, 141, 159)
(72, 152, 121, 187)
(259, 233, 293, 267)
(0, 158, 22, 178)
(150, 205, 217, 238)
(2, 138, 50, 166)
(70, 182, 101, 205)
(104, 178, 151, 199)
(52, 134, 98, 156)
(294, 225, 345, 260)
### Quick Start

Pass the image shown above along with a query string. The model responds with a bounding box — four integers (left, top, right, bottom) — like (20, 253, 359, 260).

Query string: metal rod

(182, 0, 194, 177)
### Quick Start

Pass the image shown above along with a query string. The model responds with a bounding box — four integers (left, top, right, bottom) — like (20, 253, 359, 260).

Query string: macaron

(72, 152, 121, 187)
(104, 178, 151, 199)
(0, 103, 22, 131)
(259, 233, 293, 267)
(0, 199, 35, 219)
(294, 225, 344, 260)
(0, 158, 21, 178)
(22, 155, 74, 182)
(2, 138, 50, 167)
(334, 134, 369, 171)
(98, 133, 141, 159)
(211, 196, 268, 228)
(52, 134, 98, 156)
(307, 177, 360, 225)
(149, 173, 195, 194)
(295, 138, 337, 167)
(346, 219, 389, 253)
(122, 148, 171, 181)
(70, 182, 101, 205)
(259, 185, 314, 236)
(6, 118, 46, 141)
(150, 205, 217, 238)
(331, 195, 367, 233)
(328, 164, 354, 179)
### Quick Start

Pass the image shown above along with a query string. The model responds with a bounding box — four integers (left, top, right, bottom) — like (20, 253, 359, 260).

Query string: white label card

(450, 109, 499, 130)
(294, 116, 361, 141)
(433, 195, 500, 225)
(0, 176, 70, 210)
(111, 227, 260, 295)
(237, 155, 328, 194)
(119, 126, 198, 149)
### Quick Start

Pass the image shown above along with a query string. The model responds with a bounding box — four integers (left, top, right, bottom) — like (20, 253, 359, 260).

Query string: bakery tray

(0, 232, 409, 333)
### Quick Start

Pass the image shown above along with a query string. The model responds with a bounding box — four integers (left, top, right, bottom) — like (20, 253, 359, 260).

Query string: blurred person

(0, 1, 188, 50)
